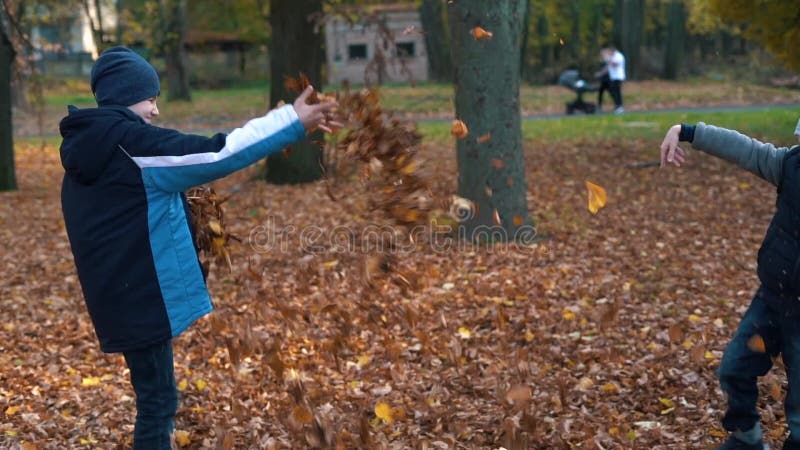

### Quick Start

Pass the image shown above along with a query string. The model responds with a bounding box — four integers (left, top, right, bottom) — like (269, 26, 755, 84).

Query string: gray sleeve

(692, 122, 790, 187)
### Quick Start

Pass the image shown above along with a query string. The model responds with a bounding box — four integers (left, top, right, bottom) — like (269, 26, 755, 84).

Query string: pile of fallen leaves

(186, 187, 239, 274)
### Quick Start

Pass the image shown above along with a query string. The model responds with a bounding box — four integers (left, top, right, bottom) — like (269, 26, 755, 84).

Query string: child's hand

(660, 124, 686, 168)
(293, 86, 342, 134)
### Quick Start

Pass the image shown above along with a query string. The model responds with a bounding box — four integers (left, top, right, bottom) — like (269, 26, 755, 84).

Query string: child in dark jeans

(59, 46, 338, 449)
(660, 121, 800, 450)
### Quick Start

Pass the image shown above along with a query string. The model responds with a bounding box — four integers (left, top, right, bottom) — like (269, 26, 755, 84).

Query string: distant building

(325, 4, 428, 85)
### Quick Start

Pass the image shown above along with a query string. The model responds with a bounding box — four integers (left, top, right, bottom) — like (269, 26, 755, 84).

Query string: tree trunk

(536, 11, 551, 75)
(161, 0, 191, 101)
(519, 0, 531, 81)
(265, 0, 324, 185)
(115, 0, 125, 44)
(419, 0, 453, 83)
(448, 0, 531, 242)
(663, 0, 685, 80)
(0, 22, 17, 191)
(613, 0, 644, 79)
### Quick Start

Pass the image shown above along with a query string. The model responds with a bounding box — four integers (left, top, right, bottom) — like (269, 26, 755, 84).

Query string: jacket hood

(59, 105, 143, 184)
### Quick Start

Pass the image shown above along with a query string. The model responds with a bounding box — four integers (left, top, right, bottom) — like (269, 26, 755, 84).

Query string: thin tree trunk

(663, 0, 685, 80)
(449, 0, 531, 241)
(265, 0, 324, 185)
(419, 0, 453, 82)
(161, 0, 191, 101)
(519, 0, 531, 81)
(614, 0, 644, 79)
(0, 20, 17, 191)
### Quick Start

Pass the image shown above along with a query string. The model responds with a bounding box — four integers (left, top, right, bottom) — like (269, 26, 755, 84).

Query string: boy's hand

(660, 124, 686, 168)
(293, 86, 342, 134)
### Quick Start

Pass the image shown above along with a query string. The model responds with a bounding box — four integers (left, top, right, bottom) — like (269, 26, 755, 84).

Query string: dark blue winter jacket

(59, 104, 305, 353)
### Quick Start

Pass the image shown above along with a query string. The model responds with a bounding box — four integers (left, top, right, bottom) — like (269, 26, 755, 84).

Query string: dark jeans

(609, 80, 623, 108)
(718, 287, 800, 443)
(123, 340, 178, 450)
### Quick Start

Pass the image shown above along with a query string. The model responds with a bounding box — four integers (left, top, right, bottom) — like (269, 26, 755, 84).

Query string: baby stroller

(557, 69, 597, 115)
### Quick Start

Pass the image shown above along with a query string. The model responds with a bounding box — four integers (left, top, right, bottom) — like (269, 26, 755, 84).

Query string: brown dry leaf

(471, 26, 493, 40)
(505, 385, 531, 405)
(491, 158, 505, 169)
(292, 405, 314, 425)
(477, 132, 492, 143)
(668, 324, 684, 343)
(451, 119, 469, 139)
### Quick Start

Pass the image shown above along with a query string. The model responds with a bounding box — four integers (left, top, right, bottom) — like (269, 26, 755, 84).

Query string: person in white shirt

(595, 45, 626, 114)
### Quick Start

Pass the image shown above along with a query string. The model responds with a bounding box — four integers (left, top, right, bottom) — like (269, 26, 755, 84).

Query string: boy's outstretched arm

(660, 122, 790, 187)
(123, 86, 338, 192)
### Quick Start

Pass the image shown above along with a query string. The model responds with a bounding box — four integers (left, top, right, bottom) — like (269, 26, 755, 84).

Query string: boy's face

(127, 96, 159, 124)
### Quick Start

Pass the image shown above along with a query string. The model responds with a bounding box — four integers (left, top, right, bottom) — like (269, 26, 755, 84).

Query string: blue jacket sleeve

(125, 105, 306, 192)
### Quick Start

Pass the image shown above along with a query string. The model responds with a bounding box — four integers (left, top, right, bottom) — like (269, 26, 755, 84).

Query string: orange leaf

(477, 133, 492, 143)
(491, 158, 505, 169)
(748, 334, 766, 353)
(471, 26, 493, 40)
(451, 120, 469, 139)
(585, 180, 607, 214)
(513, 215, 524, 227)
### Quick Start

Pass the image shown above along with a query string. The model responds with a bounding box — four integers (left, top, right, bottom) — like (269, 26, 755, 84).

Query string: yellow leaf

(659, 398, 674, 408)
(600, 382, 619, 394)
(175, 430, 191, 447)
(194, 379, 207, 391)
(585, 181, 607, 214)
(208, 219, 223, 235)
(81, 377, 100, 387)
(356, 355, 372, 368)
(5, 430, 17, 436)
(457, 327, 471, 339)
(5, 406, 19, 416)
(524, 330, 535, 342)
(375, 402, 393, 424)
(323, 260, 339, 269)
(688, 314, 702, 323)
(177, 380, 188, 392)
(704, 351, 715, 360)
(562, 308, 576, 321)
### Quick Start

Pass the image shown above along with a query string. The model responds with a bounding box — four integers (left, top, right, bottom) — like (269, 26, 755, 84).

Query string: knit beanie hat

(90, 46, 160, 107)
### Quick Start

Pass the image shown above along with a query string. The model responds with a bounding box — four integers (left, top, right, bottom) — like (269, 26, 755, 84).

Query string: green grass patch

(418, 106, 800, 147)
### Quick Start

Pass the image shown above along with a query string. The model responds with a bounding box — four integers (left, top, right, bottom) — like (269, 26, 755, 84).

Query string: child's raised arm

(122, 86, 338, 193)
(660, 122, 792, 187)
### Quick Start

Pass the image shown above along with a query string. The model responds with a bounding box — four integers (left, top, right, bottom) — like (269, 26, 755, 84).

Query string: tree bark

(265, 0, 324, 185)
(419, 0, 453, 82)
(613, 0, 644, 79)
(160, 0, 191, 101)
(448, 0, 531, 242)
(0, 19, 17, 191)
(663, 0, 685, 80)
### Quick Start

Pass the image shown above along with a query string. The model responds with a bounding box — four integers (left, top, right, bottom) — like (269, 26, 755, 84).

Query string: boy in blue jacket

(661, 121, 800, 450)
(59, 46, 337, 449)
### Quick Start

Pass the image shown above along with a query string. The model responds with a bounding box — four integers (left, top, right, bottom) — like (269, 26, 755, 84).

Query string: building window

(348, 44, 368, 61)
(396, 42, 415, 58)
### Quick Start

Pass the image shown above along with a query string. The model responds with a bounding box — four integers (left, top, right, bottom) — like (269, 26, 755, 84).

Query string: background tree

(613, 0, 644, 79)
(707, 0, 800, 73)
(663, 0, 686, 79)
(418, 0, 452, 82)
(265, 0, 325, 184)
(155, 0, 191, 101)
(0, 5, 16, 191)
(448, 0, 530, 240)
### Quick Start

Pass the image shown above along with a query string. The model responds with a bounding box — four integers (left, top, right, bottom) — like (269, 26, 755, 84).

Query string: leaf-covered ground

(1, 122, 792, 449)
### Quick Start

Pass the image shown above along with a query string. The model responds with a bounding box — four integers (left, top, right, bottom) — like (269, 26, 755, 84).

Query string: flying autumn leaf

(451, 120, 469, 139)
(585, 180, 607, 214)
(471, 26, 493, 40)
(747, 334, 766, 353)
